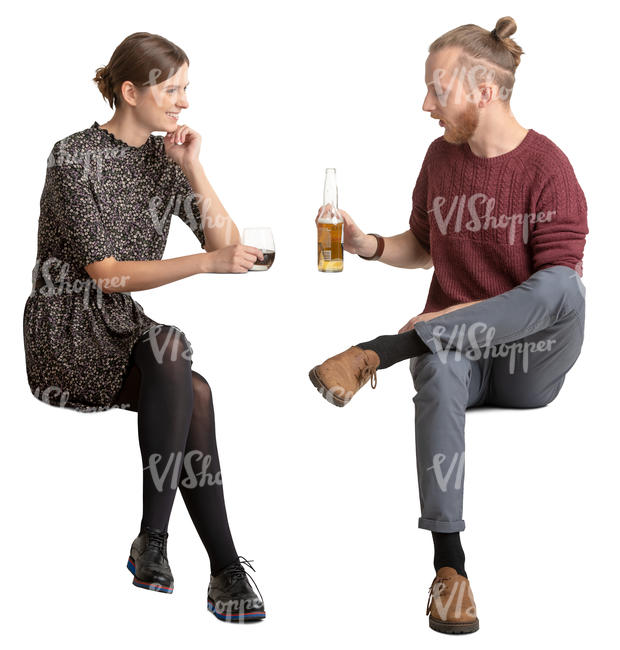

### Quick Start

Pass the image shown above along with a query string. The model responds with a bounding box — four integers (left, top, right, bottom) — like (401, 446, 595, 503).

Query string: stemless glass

(242, 228, 276, 271)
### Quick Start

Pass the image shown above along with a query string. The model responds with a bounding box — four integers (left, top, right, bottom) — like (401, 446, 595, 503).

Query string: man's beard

(443, 101, 479, 145)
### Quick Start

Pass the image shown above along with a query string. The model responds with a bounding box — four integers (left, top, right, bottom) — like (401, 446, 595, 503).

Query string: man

(308, 17, 587, 635)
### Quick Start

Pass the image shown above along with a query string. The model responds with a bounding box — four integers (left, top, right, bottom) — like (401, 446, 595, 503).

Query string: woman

(22, 32, 265, 622)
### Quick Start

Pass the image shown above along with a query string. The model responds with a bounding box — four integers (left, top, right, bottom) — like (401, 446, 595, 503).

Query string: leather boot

(207, 557, 266, 622)
(426, 566, 479, 634)
(126, 526, 174, 594)
(309, 345, 380, 407)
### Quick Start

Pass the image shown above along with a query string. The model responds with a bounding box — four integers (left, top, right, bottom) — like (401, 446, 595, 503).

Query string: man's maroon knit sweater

(409, 128, 588, 314)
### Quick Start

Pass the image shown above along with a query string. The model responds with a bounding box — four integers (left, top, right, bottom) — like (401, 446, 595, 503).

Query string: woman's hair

(93, 32, 189, 109)
(428, 16, 524, 103)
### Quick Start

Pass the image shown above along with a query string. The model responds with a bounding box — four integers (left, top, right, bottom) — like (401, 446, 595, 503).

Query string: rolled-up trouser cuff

(413, 321, 439, 353)
(418, 517, 465, 533)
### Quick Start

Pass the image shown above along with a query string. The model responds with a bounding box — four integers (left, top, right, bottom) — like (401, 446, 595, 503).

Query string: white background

(2, 0, 617, 648)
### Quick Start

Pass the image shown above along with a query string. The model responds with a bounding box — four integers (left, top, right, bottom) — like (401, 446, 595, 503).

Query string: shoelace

(145, 529, 167, 553)
(221, 556, 264, 605)
(426, 576, 450, 615)
(358, 364, 377, 389)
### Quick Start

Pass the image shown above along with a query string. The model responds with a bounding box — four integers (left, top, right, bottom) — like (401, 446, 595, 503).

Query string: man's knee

(534, 264, 585, 314)
(411, 351, 472, 394)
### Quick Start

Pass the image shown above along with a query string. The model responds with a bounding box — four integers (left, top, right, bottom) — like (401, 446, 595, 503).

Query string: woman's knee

(191, 370, 213, 409)
(135, 324, 193, 368)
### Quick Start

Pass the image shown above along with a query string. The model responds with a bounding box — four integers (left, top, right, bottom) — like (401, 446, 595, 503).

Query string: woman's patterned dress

(23, 121, 206, 412)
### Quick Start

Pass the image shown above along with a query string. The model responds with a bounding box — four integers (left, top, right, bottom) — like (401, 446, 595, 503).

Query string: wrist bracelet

(358, 233, 385, 261)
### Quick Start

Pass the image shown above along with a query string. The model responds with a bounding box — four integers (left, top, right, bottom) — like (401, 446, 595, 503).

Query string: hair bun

(492, 16, 517, 41)
(94, 65, 110, 84)
(93, 65, 115, 108)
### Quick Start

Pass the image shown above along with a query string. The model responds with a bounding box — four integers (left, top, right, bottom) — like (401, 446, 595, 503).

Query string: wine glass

(242, 227, 276, 271)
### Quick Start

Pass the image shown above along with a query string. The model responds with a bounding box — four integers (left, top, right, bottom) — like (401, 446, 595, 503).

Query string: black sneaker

(207, 556, 266, 622)
(126, 526, 174, 594)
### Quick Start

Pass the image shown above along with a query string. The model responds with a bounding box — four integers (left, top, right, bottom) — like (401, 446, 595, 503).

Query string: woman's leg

(131, 325, 195, 532)
(181, 372, 264, 620)
(178, 370, 238, 574)
(112, 327, 238, 573)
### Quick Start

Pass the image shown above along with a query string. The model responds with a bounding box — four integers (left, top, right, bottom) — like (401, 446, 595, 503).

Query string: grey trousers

(409, 264, 586, 533)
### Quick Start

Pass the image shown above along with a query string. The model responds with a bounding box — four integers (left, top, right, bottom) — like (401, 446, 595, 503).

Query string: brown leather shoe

(308, 346, 380, 407)
(426, 567, 479, 634)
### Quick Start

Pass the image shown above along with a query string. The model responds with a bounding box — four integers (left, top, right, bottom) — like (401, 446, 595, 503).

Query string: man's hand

(398, 300, 484, 334)
(315, 204, 377, 256)
(398, 309, 447, 334)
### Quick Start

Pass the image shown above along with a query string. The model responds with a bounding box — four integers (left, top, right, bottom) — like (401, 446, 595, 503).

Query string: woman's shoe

(207, 556, 266, 622)
(126, 526, 174, 593)
(309, 346, 380, 407)
(426, 566, 479, 634)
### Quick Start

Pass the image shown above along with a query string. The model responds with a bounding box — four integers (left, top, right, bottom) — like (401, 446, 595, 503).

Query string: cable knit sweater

(409, 129, 588, 314)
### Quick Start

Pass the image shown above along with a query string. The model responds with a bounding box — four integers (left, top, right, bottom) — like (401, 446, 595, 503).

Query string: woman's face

(133, 62, 190, 133)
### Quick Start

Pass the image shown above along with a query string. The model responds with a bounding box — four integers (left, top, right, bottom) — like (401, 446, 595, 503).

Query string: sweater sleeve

(530, 164, 588, 276)
(409, 143, 434, 254)
(172, 162, 207, 249)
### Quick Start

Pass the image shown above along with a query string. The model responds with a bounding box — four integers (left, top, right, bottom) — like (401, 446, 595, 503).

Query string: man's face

(422, 47, 480, 145)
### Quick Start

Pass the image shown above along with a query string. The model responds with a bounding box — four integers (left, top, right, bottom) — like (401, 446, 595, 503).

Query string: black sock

(356, 330, 430, 369)
(431, 532, 467, 578)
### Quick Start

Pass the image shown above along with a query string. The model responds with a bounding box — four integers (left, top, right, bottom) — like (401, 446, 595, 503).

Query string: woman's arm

(86, 244, 263, 294)
(86, 253, 207, 294)
(181, 160, 241, 251)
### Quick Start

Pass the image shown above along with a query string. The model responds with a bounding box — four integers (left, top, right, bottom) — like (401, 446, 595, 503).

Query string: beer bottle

(317, 168, 344, 272)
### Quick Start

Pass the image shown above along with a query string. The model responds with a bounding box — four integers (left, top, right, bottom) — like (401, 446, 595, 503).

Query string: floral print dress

(23, 121, 206, 412)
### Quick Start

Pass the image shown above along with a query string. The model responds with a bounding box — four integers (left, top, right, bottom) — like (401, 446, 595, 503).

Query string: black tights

(112, 324, 238, 574)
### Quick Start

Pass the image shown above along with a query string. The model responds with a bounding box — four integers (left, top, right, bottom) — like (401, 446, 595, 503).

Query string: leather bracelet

(358, 233, 385, 261)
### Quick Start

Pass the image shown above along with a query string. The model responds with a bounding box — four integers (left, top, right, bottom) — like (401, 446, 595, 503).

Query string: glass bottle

(317, 168, 344, 272)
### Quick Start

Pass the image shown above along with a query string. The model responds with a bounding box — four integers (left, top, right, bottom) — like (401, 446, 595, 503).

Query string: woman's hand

(315, 204, 374, 255)
(202, 244, 264, 273)
(164, 123, 201, 169)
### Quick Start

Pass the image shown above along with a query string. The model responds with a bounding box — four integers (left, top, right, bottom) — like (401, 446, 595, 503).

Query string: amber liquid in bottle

(317, 168, 343, 272)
